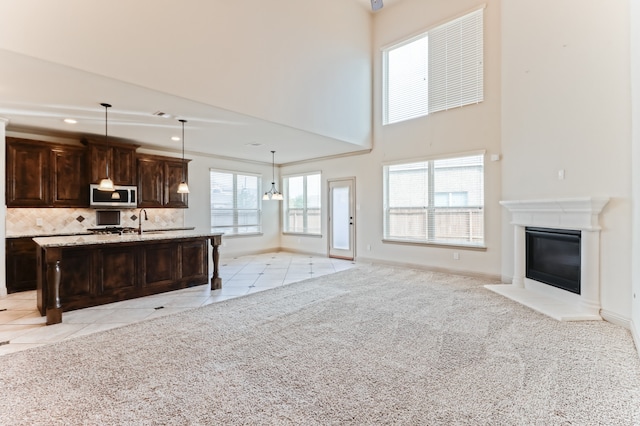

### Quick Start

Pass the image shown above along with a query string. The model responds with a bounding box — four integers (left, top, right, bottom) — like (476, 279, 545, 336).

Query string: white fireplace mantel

(499, 197, 610, 231)
(487, 197, 610, 321)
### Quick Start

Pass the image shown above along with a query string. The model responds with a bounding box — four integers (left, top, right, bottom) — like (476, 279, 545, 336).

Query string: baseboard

(218, 247, 281, 258)
(599, 309, 631, 328)
(278, 247, 328, 257)
(632, 320, 640, 360)
(220, 247, 326, 259)
(355, 255, 502, 282)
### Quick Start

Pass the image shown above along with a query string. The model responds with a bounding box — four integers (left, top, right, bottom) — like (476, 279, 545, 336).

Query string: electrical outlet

(453, 252, 460, 260)
(36, 218, 43, 226)
(367, 244, 371, 251)
(155, 216, 160, 223)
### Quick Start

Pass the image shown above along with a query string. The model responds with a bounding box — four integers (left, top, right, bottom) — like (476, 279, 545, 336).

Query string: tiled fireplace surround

(486, 197, 610, 321)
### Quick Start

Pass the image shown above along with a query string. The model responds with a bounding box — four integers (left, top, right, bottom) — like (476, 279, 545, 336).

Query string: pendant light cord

(271, 150, 275, 184)
(101, 103, 111, 179)
(180, 119, 187, 182)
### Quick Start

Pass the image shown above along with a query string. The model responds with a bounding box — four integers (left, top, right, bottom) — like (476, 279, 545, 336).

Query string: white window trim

(382, 150, 486, 248)
(210, 168, 262, 236)
(381, 4, 486, 125)
(282, 171, 322, 236)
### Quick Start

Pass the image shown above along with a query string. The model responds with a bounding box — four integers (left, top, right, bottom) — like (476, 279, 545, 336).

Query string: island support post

(211, 235, 222, 290)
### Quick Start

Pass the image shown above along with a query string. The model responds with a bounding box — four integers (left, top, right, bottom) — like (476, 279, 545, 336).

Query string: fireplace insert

(525, 227, 581, 294)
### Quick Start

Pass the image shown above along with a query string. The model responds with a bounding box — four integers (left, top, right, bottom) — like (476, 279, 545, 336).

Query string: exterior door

(328, 178, 355, 260)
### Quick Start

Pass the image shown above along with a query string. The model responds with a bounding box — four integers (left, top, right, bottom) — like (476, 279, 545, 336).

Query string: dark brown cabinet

(6, 136, 187, 210)
(84, 139, 138, 186)
(6, 238, 38, 293)
(137, 154, 189, 208)
(165, 159, 189, 208)
(51, 146, 88, 207)
(6, 138, 88, 207)
(37, 237, 210, 314)
(6, 138, 50, 207)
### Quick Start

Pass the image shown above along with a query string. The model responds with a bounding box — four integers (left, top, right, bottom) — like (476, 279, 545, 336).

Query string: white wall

(501, 0, 632, 320)
(279, 0, 504, 279)
(0, 0, 372, 147)
(133, 146, 282, 258)
(630, 0, 640, 346)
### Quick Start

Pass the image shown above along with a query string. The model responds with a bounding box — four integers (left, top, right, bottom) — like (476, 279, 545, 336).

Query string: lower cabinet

(38, 238, 209, 314)
(6, 238, 38, 293)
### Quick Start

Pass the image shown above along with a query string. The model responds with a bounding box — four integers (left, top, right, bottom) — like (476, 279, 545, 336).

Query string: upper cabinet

(50, 145, 88, 207)
(6, 138, 50, 207)
(84, 139, 138, 186)
(6, 137, 187, 209)
(6, 137, 87, 207)
(137, 154, 189, 208)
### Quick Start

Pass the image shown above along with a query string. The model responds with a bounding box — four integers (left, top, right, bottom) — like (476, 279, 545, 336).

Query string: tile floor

(0, 252, 356, 356)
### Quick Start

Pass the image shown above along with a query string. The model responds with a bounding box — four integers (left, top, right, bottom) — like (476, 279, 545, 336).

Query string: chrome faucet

(138, 209, 148, 235)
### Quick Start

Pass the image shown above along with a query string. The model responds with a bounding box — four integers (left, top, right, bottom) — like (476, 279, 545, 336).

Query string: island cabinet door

(180, 240, 208, 285)
(59, 249, 97, 311)
(98, 246, 138, 299)
(141, 243, 179, 289)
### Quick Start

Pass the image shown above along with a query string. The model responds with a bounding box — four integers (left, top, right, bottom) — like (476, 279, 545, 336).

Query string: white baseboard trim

(632, 320, 640, 360)
(600, 309, 632, 329)
(355, 255, 502, 282)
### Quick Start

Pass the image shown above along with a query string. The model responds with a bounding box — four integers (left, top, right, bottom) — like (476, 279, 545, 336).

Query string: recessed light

(245, 142, 263, 147)
(153, 111, 172, 119)
(64, 118, 77, 124)
(171, 136, 180, 141)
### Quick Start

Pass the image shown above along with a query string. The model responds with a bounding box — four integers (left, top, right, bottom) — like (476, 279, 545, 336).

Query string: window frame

(282, 171, 322, 236)
(382, 5, 485, 125)
(210, 168, 262, 236)
(382, 151, 486, 248)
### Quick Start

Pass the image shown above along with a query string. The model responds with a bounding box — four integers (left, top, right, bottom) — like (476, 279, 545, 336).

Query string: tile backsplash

(6, 208, 185, 237)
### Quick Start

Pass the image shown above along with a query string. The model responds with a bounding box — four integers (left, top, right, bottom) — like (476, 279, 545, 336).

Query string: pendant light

(263, 150, 283, 201)
(177, 119, 190, 194)
(97, 103, 115, 192)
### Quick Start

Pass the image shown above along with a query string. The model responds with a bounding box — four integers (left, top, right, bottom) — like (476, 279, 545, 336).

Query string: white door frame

(328, 177, 356, 260)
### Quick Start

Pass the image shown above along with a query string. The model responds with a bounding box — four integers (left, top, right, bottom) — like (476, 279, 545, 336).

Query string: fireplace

(525, 227, 581, 295)
(487, 197, 609, 321)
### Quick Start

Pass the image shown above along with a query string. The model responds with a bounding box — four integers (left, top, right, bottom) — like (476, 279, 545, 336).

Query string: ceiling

(0, 50, 369, 165)
(0, 0, 401, 165)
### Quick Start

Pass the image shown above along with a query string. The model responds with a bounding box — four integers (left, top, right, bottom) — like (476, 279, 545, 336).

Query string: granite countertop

(6, 231, 93, 239)
(33, 229, 222, 248)
(6, 227, 196, 239)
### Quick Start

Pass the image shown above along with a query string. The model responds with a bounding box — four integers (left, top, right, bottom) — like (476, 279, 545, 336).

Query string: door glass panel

(332, 187, 350, 250)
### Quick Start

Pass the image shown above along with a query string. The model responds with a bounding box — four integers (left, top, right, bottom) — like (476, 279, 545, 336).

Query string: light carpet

(1, 264, 639, 425)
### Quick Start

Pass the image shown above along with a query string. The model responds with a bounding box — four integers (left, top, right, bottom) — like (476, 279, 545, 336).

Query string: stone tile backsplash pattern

(6, 208, 185, 236)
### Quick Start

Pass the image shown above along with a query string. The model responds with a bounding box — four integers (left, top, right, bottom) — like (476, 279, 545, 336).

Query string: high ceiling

(0, 0, 401, 165)
(0, 49, 368, 165)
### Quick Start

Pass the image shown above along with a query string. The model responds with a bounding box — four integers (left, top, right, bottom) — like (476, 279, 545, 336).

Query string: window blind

(383, 153, 484, 246)
(210, 170, 261, 235)
(283, 172, 321, 234)
(383, 7, 484, 124)
(385, 35, 429, 124)
(428, 8, 484, 114)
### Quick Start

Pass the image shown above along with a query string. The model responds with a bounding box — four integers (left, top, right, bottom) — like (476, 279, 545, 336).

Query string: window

(283, 172, 321, 235)
(383, 153, 484, 246)
(383, 7, 484, 124)
(210, 170, 261, 235)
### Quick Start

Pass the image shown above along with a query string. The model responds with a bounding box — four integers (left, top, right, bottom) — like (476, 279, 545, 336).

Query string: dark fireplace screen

(525, 227, 581, 294)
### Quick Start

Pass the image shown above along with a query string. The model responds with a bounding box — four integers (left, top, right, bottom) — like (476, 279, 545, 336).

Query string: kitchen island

(33, 230, 223, 325)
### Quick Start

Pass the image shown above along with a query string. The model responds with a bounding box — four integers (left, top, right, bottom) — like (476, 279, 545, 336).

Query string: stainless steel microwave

(89, 184, 137, 208)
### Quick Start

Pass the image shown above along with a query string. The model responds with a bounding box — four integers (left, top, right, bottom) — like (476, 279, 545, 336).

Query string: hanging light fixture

(263, 150, 283, 201)
(177, 119, 190, 194)
(97, 103, 115, 192)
